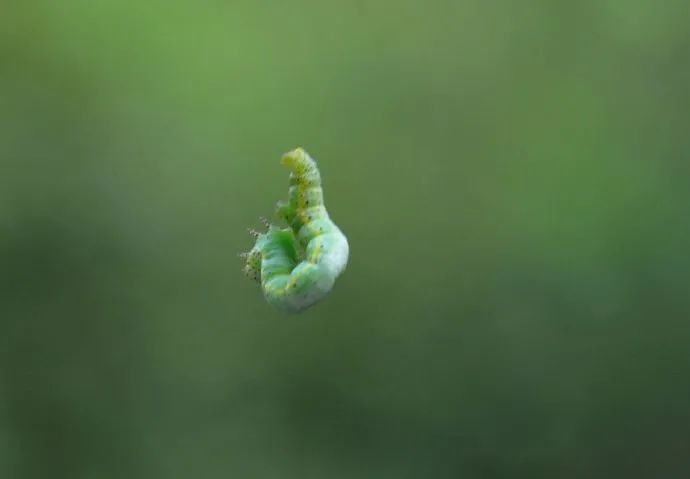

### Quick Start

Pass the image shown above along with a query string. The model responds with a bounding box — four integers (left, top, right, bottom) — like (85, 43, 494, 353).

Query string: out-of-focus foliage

(1, 1, 689, 478)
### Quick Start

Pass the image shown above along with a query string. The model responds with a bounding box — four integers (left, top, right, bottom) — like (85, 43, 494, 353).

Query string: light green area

(1, 1, 689, 478)
(244, 148, 348, 314)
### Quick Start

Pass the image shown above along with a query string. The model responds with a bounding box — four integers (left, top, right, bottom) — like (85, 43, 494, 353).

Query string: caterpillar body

(242, 148, 349, 313)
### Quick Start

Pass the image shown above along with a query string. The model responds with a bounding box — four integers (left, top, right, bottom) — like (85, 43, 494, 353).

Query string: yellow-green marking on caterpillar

(241, 148, 349, 313)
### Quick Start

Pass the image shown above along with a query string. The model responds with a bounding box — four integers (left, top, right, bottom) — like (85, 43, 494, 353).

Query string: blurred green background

(2, 1, 689, 477)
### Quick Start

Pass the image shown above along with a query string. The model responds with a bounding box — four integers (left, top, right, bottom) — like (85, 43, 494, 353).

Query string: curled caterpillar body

(242, 148, 349, 313)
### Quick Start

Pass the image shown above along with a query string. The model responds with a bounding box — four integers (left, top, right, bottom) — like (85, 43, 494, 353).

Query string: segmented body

(242, 148, 349, 313)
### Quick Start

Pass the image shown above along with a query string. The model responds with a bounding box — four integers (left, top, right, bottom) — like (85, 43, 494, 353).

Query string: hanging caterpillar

(241, 148, 349, 313)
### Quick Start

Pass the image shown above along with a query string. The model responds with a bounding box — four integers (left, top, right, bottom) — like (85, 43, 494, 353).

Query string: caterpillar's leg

(275, 200, 295, 224)
(259, 227, 299, 288)
(275, 200, 307, 247)
(243, 226, 298, 284)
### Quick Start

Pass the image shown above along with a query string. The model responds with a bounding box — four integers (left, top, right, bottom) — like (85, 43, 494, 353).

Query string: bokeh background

(2, 1, 689, 477)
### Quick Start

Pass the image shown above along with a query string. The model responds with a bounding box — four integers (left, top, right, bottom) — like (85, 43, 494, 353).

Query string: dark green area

(2, 1, 689, 477)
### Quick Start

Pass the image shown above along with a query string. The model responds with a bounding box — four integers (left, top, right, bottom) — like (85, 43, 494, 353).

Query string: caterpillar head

(281, 147, 314, 174)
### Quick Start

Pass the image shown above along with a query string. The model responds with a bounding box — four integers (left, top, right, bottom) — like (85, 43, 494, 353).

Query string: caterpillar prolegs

(241, 148, 349, 313)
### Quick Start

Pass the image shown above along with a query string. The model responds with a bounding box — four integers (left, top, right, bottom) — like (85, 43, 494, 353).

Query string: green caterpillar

(241, 148, 349, 313)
